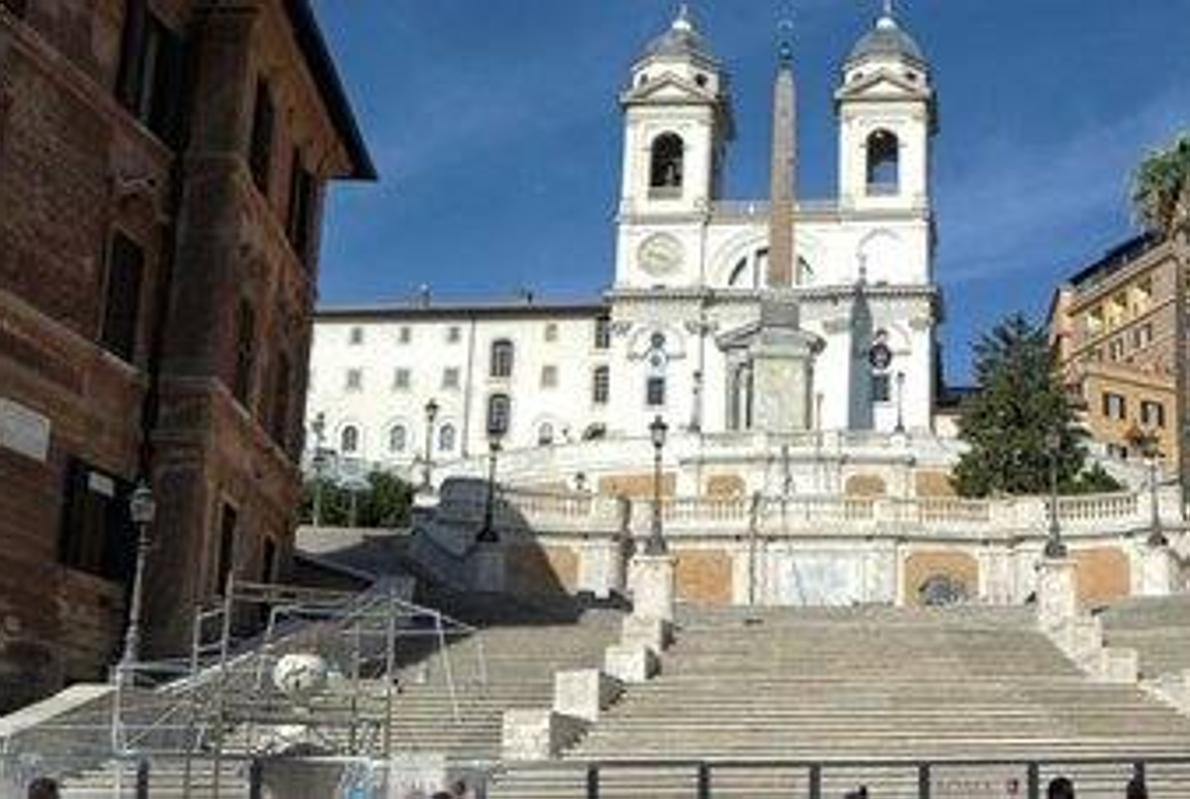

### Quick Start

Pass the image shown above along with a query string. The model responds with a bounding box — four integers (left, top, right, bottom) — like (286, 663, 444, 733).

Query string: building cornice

(315, 299, 609, 322)
(605, 284, 940, 305)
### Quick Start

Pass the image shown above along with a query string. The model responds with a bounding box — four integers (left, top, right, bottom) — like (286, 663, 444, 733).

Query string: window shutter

(100, 233, 145, 362)
(249, 80, 274, 193)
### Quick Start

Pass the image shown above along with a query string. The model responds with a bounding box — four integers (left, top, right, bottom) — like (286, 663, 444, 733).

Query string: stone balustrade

(435, 483, 1182, 544)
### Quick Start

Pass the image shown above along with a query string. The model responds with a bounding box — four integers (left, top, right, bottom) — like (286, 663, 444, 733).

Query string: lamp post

(422, 398, 439, 492)
(1128, 425, 1168, 547)
(645, 415, 669, 556)
(1044, 430, 1066, 558)
(894, 371, 906, 433)
(310, 413, 328, 527)
(118, 481, 157, 678)
(477, 437, 502, 543)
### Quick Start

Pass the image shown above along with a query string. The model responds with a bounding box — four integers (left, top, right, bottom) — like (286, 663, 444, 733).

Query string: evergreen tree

(299, 470, 414, 528)
(954, 313, 1117, 497)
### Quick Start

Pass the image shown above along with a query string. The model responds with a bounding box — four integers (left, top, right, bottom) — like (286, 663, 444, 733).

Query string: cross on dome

(673, 3, 694, 32)
(777, 13, 794, 62)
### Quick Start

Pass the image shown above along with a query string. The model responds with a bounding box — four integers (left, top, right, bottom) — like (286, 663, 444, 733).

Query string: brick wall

(674, 547, 733, 605)
(598, 472, 676, 499)
(1073, 546, 1130, 608)
(0, 0, 368, 702)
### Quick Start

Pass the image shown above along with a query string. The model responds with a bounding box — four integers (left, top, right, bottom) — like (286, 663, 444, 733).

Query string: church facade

(308, 7, 942, 478)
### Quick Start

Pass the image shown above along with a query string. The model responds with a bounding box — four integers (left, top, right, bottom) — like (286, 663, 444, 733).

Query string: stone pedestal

(604, 643, 659, 683)
(750, 296, 821, 433)
(1138, 544, 1177, 597)
(553, 669, 621, 722)
(501, 709, 588, 761)
(1037, 557, 1078, 631)
(472, 542, 505, 593)
(578, 537, 625, 599)
(630, 553, 676, 623)
(621, 615, 673, 654)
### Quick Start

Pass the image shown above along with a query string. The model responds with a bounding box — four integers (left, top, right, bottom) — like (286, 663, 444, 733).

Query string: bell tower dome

(835, 2, 936, 212)
(618, 5, 733, 220)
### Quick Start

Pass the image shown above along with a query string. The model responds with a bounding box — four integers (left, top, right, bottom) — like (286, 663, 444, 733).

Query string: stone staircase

(54, 596, 624, 797)
(1100, 594, 1190, 678)
(490, 604, 1190, 798)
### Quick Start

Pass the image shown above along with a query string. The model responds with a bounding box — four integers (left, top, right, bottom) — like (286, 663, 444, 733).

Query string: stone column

(578, 536, 624, 599)
(1036, 557, 1078, 631)
(472, 542, 506, 593)
(1137, 543, 1177, 597)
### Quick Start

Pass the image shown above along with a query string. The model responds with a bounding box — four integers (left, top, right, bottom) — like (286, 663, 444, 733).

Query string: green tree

(299, 470, 415, 528)
(954, 313, 1119, 497)
(1132, 132, 1190, 236)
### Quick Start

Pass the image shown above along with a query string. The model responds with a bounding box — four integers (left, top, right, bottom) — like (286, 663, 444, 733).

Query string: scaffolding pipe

(212, 577, 237, 799)
(382, 589, 398, 765)
(436, 611, 462, 723)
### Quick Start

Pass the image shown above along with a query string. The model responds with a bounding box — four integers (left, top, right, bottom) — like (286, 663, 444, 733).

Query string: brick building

(1049, 234, 1184, 473)
(0, 0, 373, 710)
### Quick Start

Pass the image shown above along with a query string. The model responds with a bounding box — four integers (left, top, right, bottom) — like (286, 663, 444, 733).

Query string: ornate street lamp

(894, 371, 906, 433)
(645, 415, 669, 555)
(311, 412, 327, 527)
(422, 398, 439, 491)
(1044, 430, 1067, 558)
(118, 480, 157, 678)
(1127, 424, 1168, 547)
(477, 437, 503, 543)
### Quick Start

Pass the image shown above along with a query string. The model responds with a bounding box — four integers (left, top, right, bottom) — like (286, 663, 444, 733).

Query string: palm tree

(1132, 133, 1190, 236)
(1131, 133, 1190, 504)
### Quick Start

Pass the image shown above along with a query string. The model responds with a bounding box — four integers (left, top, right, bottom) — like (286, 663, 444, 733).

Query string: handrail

(505, 754, 1187, 799)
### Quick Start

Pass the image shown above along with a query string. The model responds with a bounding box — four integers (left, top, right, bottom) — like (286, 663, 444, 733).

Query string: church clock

(638, 233, 684, 276)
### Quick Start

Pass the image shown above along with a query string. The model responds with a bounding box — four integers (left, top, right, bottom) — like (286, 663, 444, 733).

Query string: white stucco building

(307, 8, 943, 478)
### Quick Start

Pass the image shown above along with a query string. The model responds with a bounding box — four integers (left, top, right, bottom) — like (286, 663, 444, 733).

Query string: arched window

(866, 129, 900, 195)
(341, 425, 359, 454)
(389, 425, 407, 453)
(269, 353, 291, 449)
(486, 393, 511, 437)
(537, 423, 554, 447)
(649, 133, 684, 191)
(438, 423, 456, 452)
(233, 299, 256, 405)
(490, 339, 514, 378)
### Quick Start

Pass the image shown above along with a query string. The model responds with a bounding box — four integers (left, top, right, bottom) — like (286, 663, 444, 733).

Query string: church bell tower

(614, 6, 733, 289)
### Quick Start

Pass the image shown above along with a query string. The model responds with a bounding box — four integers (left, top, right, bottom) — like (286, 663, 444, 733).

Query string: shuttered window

(249, 79, 275, 194)
(100, 233, 144, 363)
(58, 459, 134, 582)
(286, 149, 317, 267)
(117, 7, 188, 147)
(233, 300, 256, 405)
(270, 353, 292, 450)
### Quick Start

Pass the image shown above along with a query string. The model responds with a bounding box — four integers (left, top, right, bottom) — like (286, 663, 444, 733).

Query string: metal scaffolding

(3, 577, 482, 798)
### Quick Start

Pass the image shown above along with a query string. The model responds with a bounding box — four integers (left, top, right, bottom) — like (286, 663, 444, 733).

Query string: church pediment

(621, 72, 719, 105)
(715, 320, 763, 351)
(835, 71, 931, 102)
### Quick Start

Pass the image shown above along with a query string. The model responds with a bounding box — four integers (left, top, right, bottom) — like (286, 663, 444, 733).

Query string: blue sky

(311, 1, 1190, 383)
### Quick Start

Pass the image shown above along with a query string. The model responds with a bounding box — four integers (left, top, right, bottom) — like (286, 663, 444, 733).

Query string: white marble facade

(306, 8, 942, 473)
